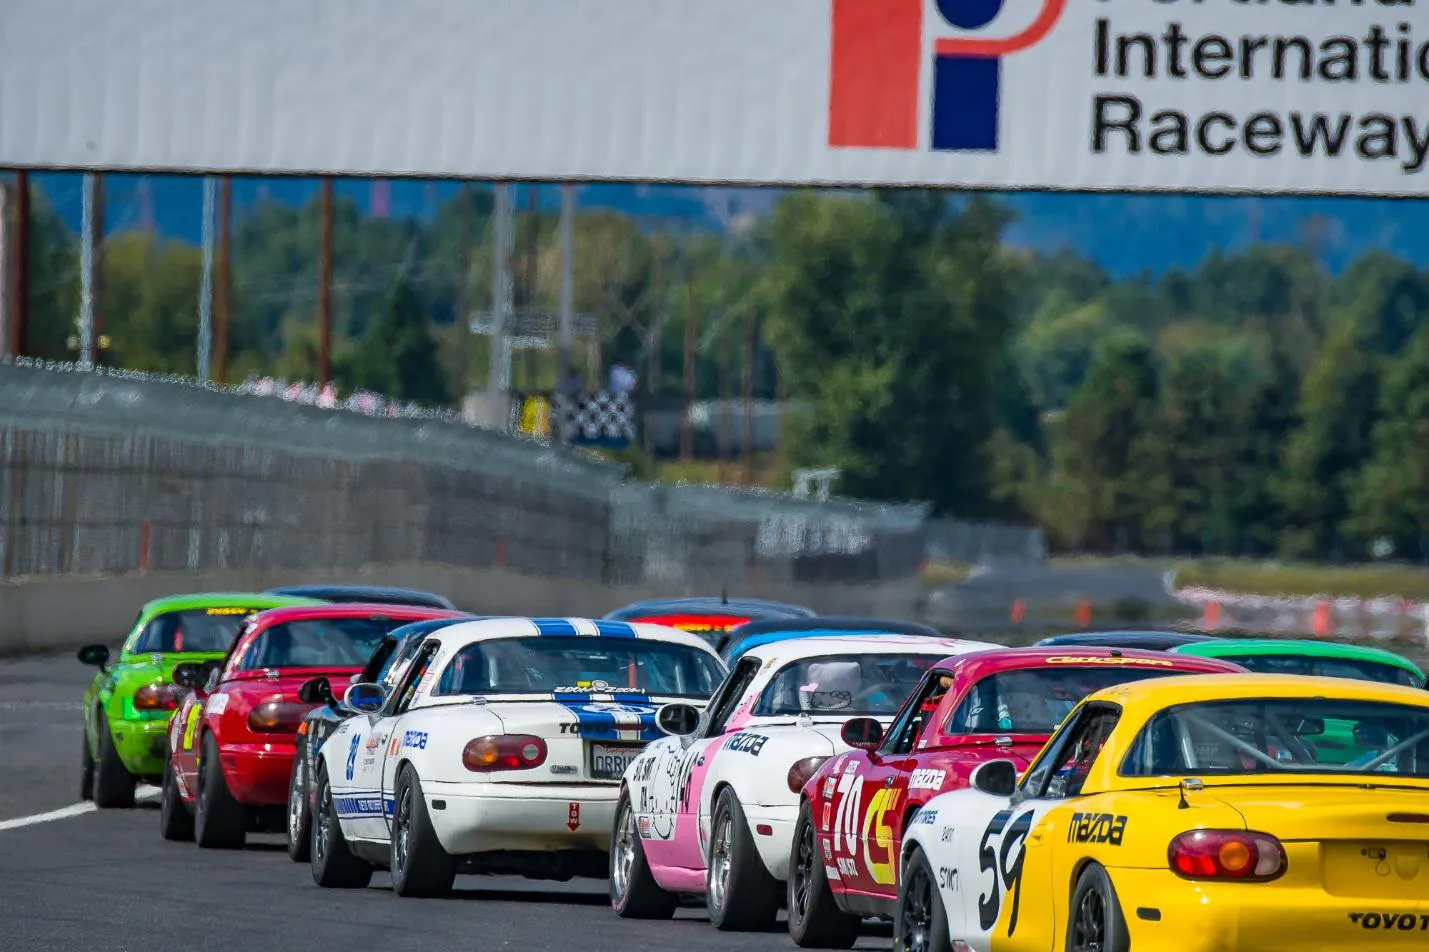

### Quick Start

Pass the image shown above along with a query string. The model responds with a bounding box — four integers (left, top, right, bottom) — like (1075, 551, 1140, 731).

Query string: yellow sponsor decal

(205, 607, 254, 616)
(182, 704, 202, 749)
(1044, 655, 1174, 667)
(861, 788, 900, 886)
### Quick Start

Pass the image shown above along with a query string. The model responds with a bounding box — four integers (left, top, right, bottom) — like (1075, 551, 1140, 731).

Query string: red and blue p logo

(828, 0, 1067, 152)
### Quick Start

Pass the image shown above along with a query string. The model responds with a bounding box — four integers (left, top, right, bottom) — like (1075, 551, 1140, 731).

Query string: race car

(898, 673, 1429, 952)
(266, 584, 457, 610)
(285, 615, 477, 861)
(605, 595, 815, 650)
(721, 616, 947, 662)
(786, 647, 1248, 947)
(77, 591, 322, 808)
(1172, 637, 1426, 687)
(1035, 630, 1219, 651)
(610, 634, 1000, 930)
(310, 617, 726, 896)
(160, 603, 464, 848)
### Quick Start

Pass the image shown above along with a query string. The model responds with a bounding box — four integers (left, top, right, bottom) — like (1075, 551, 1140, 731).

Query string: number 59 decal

(977, 808, 1037, 937)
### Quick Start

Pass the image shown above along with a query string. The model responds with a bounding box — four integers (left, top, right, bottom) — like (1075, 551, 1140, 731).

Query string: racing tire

(894, 847, 952, 952)
(285, 747, 312, 862)
(80, 732, 95, 802)
(159, 757, 195, 842)
(310, 762, 373, 889)
(195, 732, 247, 849)
(610, 789, 678, 920)
(92, 709, 137, 809)
(706, 788, 780, 932)
(1064, 863, 1130, 952)
(787, 799, 859, 949)
(390, 764, 457, 898)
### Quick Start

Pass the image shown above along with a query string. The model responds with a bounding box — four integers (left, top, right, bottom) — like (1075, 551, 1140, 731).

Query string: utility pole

(523, 184, 539, 394)
(78, 173, 100, 369)
(741, 304, 756, 486)
(717, 316, 733, 482)
(317, 179, 334, 385)
(0, 182, 9, 362)
(680, 276, 697, 462)
(214, 177, 232, 384)
(9, 170, 30, 361)
(487, 182, 513, 428)
(455, 185, 474, 399)
(197, 176, 215, 380)
(558, 184, 575, 388)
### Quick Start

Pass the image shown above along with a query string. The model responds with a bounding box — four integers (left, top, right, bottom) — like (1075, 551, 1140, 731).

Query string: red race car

(160, 603, 464, 849)
(787, 646, 1248, 947)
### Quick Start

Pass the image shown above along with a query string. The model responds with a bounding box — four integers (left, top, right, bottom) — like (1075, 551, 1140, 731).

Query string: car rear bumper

(1112, 867, 1429, 951)
(217, 741, 297, 805)
(421, 779, 621, 855)
(110, 719, 169, 777)
(743, 802, 800, 880)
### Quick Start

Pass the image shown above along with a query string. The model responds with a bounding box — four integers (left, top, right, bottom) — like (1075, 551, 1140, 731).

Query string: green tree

(345, 277, 449, 405)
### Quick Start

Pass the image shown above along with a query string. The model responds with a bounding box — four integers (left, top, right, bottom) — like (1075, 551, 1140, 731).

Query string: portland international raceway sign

(1, 0, 1426, 195)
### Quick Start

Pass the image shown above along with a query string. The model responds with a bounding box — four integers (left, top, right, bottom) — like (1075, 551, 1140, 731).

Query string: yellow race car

(896, 673, 1429, 952)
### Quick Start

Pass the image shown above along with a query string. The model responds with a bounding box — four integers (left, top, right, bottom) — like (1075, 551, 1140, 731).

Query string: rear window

(947, 666, 1188, 735)
(1230, 654, 1422, 688)
(754, 653, 941, 717)
(131, 608, 267, 654)
(238, 617, 406, 670)
(433, 636, 724, 698)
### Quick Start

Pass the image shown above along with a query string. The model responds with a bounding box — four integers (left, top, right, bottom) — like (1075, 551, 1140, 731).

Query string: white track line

(0, 802, 96, 832)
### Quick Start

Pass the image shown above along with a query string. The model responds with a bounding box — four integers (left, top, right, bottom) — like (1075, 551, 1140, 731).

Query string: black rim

(393, 782, 412, 876)
(314, 776, 330, 863)
(792, 818, 815, 921)
(899, 865, 933, 952)
(1070, 883, 1106, 952)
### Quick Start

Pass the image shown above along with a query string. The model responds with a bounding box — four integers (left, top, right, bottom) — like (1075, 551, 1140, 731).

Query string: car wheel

(1065, 863, 1130, 952)
(159, 757, 195, 842)
(788, 799, 859, 948)
(706, 788, 780, 931)
(80, 732, 95, 802)
(610, 788, 678, 919)
(285, 747, 312, 862)
(195, 732, 246, 849)
(92, 709, 137, 809)
(390, 764, 457, 897)
(310, 762, 373, 889)
(894, 846, 952, 952)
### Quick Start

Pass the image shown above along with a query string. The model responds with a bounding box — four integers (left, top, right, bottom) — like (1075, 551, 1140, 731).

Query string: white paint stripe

(0, 802, 95, 832)
(570, 618, 599, 637)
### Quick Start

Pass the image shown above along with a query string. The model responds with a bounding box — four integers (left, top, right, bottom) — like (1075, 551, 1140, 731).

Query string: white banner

(3, 0, 1429, 195)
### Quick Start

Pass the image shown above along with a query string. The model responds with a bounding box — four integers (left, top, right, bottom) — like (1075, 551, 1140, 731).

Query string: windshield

(130, 607, 266, 654)
(948, 667, 1187, 735)
(238, 617, 403, 670)
(1229, 654, 1422, 688)
(753, 653, 941, 717)
(1122, 698, 1429, 778)
(432, 636, 723, 698)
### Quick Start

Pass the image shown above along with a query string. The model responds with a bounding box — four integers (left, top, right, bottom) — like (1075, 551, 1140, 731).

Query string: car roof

(420, 616, 726, 654)
(1171, 638, 1425, 677)
(265, 584, 456, 610)
(603, 596, 816, 621)
(1088, 671, 1429, 713)
(1035, 630, 1218, 649)
(943, 645, 1248, 679)
(728, 616, 942, 638)
(725, 624, 948, 660)
(139, 592, 323, 619)
(246, 604, 468, 627)
(741, 635, 997, 666)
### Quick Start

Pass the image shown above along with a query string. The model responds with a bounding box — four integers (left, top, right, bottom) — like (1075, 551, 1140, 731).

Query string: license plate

(588, 743, 643, 781)
(1323, 842, 1427, 900)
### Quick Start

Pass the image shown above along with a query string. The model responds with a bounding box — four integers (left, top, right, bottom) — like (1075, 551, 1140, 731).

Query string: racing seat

(800, 661, 863, 712)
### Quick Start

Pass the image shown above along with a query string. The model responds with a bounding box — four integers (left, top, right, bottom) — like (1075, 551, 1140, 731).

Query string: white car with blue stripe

(308, 616, 727, 897)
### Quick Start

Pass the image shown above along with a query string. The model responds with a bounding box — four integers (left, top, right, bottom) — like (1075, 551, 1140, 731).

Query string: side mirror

(970, 759, 1019, 797)
(343, 682, 387, 715)
(656, 703, 700, 737)
(77, 644, 110, 668)
(840, 717, 884, 751)
(172, 662, 206, 689)
(298, 677, 336, 706)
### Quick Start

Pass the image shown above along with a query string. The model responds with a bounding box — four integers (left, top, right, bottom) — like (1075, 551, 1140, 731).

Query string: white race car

(308, 616, 726, 896)
(610, 634, 998, 930)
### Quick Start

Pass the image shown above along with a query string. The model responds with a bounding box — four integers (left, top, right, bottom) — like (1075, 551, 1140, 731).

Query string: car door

(953, 702, 1122, 952)
(374, 640, 443, 837)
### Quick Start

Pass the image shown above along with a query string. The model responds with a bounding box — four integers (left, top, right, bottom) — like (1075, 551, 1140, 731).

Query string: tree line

(13, 182, 1429, 562)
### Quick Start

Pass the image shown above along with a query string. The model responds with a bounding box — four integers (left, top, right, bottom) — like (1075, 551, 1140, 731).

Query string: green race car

(77, 592, 322, 808)
(1171, 638, 1427, 767)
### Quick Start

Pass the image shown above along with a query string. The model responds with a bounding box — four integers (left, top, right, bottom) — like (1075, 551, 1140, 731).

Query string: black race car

(1034, 629, 1218, 652)
(284, 615, 475, 861)
(603, 595, 815, 647)
(266, 584, 456, 611)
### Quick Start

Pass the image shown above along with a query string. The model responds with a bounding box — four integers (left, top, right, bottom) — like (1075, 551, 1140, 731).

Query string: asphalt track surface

(0, 653, 893, 952)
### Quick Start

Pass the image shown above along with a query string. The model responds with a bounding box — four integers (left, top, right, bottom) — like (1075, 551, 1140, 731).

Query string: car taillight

(787, 756, 831, 793)
(1168, 830, 1286, 881)
(247, 701, 309, 734)
(134, 684, 187, 711)
(462, 735, 547, 772)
